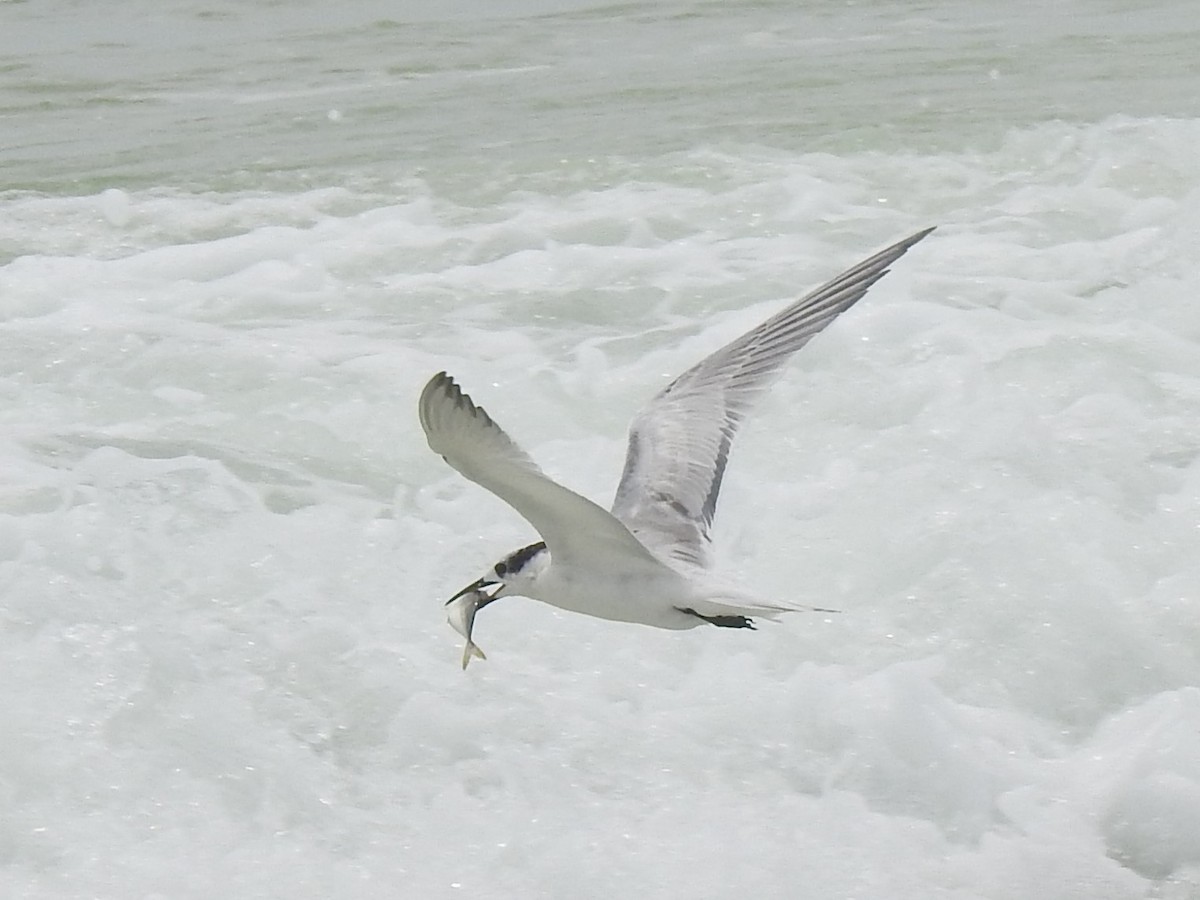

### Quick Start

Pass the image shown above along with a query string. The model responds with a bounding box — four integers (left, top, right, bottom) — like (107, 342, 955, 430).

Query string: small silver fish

(445, 589, 489, 670)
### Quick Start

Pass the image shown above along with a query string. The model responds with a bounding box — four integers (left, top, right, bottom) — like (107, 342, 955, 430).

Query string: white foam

(3, 107, 1200, 900)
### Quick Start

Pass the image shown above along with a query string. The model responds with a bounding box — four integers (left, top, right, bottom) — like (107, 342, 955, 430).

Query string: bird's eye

(495, 561, 507, 577)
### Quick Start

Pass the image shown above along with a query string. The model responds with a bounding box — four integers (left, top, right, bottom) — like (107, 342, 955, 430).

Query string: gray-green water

(6, 0, 1200, 194)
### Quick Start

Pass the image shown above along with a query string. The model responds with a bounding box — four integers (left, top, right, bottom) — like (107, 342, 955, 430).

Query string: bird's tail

(689, 590, 836, 622)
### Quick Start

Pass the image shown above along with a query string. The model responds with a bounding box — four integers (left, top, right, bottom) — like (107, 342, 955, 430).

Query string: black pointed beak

(445, 577, 500, 606)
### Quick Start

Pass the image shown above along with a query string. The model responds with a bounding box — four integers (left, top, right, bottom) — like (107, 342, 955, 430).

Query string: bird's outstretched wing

(420, 372, 664, 572)
(610, 227, 935, 567)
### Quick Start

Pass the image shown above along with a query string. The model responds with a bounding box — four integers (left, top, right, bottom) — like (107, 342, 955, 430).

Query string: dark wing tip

(421, 370, 454, 405)
(891, 226, 937, 255)
(872, 225, 937, 275)
(420, 371, 496, 434)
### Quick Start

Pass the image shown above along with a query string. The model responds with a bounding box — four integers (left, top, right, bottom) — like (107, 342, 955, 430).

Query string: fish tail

(461, 641, 487, 670)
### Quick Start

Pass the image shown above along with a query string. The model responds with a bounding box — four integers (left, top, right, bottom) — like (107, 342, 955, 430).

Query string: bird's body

(420, 227, 934, 663)
(533, 561, 700, 630)
(498, 539, 768, 630)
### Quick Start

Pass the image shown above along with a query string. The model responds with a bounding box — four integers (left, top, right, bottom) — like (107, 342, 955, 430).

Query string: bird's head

(446, 540, 549, 607)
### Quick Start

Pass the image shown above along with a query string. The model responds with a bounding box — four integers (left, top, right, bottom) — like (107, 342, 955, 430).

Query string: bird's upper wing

(610, 227, 935, 567)
(420, 372, 665, 572)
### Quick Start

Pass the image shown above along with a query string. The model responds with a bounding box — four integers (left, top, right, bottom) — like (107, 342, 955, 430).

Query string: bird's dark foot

(677, 607, 756, 629)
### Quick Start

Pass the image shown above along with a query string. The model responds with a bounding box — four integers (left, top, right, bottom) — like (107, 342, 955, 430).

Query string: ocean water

(3, 1, 1200, 898)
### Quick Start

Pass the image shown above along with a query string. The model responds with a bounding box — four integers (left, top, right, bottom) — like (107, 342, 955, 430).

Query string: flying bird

(420, 227, 933, 666)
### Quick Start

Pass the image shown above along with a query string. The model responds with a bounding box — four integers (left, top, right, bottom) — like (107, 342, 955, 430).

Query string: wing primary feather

(700, 424, 734, 528)
(610, 227, 934, 566)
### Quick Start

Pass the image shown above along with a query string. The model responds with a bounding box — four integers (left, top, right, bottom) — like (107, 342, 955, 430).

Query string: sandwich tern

(420, 227, 934, 666)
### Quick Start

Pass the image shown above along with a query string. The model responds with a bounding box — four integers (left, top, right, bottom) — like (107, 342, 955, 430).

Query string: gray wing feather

(420, 372, 664, 571)
(610, 227, 934, 567)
